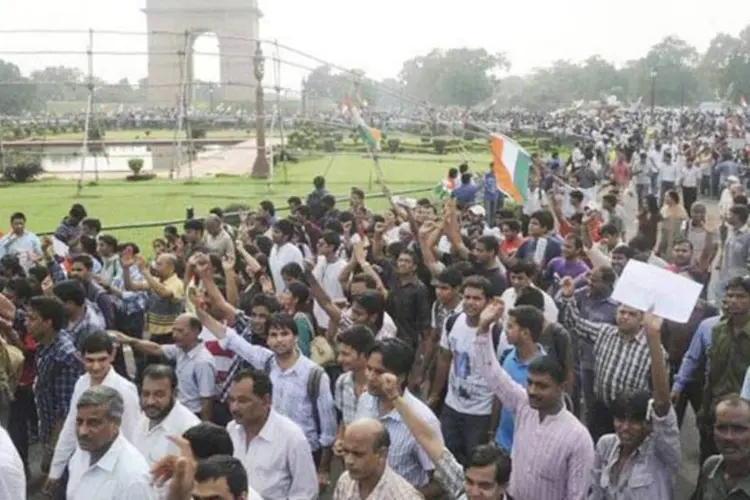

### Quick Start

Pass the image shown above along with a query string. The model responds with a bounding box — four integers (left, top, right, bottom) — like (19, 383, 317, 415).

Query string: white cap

(469, 205, 486, 217)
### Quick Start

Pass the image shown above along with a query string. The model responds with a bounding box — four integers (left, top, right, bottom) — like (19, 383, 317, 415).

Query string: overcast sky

(1, 0, 749, 96)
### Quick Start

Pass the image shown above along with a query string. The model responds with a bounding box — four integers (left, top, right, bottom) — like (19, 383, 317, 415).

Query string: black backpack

(263, 356, 325, 436)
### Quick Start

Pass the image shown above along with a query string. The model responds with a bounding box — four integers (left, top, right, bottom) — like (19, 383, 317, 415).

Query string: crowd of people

(0, 107, 749, 500)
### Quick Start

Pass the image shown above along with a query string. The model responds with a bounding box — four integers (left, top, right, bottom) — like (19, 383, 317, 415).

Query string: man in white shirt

(0, 211, 42, 271)
(0, 425, 25, 500)
(658, 151, 679, 204)
(45, 331, 141, 495)
(66, 386, 155, 500)
(226, 369, 318, 499)
(269, 219, 304, 296)
(312, 231, 347, 329)
(131, 364, 200, 468)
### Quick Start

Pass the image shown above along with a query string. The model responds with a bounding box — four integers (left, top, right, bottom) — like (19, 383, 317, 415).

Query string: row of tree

(304, 28, 750, 110)
(1, 26, 749, 113)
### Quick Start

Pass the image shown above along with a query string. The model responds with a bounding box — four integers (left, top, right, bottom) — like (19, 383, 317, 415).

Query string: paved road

(28, 194, 717, 499)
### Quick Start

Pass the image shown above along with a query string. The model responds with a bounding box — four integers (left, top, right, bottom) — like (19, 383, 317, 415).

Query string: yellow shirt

(145, 274, 185, 338)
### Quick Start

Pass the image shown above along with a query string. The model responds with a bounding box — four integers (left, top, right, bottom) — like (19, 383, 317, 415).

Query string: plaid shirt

(334, 371, 361, 426)
(559, 296, 664, 405)
(112, 266, 149, 315)
(334, 466, 424, 499)
(434, 448, 468, 499)
(67, 301, 107, 345)
(219, 310, 254, 402)
(34, 330, 84, 441)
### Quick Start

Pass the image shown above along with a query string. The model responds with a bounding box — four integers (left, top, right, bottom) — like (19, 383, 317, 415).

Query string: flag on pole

(489, 133, 531, 203)
(741, 94, 748, 108)
(342, 98, 381, 151)
(433, 178, 455, 200)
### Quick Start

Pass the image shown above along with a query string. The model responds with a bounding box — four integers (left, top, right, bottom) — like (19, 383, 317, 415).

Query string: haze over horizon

(0, 0, 748, 91)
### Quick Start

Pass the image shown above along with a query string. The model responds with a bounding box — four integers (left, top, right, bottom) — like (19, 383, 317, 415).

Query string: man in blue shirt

(453, 173, 479, 207)
(482, 164, 503, 228)
(495, 305, 546, 452)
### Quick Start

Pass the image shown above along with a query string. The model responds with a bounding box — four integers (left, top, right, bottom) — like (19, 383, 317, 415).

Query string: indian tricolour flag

(489, 133, 531, 203)
(342, 100, 381, 152)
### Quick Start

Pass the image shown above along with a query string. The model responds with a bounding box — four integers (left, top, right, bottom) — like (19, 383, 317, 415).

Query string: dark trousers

(440, 404, 491, 466)
(571, 365, 593, 419)
(675, 380, 703, 428)
(635, 183, 650, 209)
(683, 186, 698, 214)
(8, 386, 35, 470)
(55, 467, 69, 500)
(588, 399, 615, 444)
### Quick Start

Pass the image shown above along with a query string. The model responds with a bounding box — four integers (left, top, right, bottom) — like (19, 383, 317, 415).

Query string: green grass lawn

(3, 152, 490, 250)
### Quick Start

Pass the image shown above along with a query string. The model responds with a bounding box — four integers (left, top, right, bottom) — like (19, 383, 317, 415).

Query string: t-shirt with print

(439, 313, 493, 416)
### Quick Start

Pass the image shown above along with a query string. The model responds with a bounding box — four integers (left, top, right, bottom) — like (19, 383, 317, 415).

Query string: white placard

(611, 260, 702, 323)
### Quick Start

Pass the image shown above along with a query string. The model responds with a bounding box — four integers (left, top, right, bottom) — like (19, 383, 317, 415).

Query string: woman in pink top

(610, 150, 630, 190)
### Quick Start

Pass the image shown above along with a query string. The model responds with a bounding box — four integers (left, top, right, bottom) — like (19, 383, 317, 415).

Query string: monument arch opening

(143, 0, 261, 106)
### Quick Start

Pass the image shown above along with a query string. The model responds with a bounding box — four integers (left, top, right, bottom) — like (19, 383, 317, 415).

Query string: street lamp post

(301, 77, 307, 117)
(650, 70, 657, 117)
(251, 41, 270, 179)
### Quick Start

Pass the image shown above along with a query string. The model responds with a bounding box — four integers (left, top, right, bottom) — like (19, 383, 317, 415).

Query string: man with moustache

(131, 364, 200, 470)
(334, 418, 423, 499)
(45, 331, 140, 496)
(65, 386, 155, 499)
(694, 395, 750, 499)
(225, 369, 318, 499)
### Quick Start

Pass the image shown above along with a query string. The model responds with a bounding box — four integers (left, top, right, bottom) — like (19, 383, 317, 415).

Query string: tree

(0, 60, 37, 114)
(29, 66, 87, 102)
(398, 48, 509, 106)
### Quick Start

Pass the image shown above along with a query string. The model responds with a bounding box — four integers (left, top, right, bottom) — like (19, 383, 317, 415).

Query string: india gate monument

(142, 0, 261, 105)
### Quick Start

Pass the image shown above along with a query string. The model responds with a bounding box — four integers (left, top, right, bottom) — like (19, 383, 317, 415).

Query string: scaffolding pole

(77, 28, 95, 196)
(273, 39, 287, 184)
(171, 30, 191, 180)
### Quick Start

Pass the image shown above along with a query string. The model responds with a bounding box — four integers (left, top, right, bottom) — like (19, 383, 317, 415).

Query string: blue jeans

(440, 404, 491, 466)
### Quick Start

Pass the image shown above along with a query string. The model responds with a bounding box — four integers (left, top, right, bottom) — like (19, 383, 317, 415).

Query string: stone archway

(142, 0, 262, 106)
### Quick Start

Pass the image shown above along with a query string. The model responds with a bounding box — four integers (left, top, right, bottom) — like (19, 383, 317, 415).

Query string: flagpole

(463, 120, 532, 157)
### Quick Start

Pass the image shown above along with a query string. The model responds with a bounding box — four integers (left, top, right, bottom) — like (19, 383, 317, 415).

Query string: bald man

(333, 418, 423, 499)
(122, 250, 185, 345)
(116, 313, 216, 421)
(205, 214, 235, 261)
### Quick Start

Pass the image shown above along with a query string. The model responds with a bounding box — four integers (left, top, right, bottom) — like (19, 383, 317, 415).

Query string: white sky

(1, 0, 749, 96)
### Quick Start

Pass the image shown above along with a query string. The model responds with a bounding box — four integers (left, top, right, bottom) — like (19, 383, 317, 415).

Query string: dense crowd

(0, 106, 750, 500)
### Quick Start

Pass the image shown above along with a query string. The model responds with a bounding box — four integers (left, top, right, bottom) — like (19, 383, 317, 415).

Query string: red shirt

(501, 236, 524, 256)
(611, 161, 630, 186)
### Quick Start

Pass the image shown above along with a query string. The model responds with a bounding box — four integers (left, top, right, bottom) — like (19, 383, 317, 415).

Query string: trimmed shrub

(2, 155, 44, 183)
(387, 138, 401, 154)
(128, 158, 144, 175)
(190, 127, 207, 140)
(432, 138, 447, 155)
(87, 128, 104, 141)
(323, 139, 336, 153)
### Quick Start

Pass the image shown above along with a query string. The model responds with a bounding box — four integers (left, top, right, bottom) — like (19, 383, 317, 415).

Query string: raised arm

(557, 277, 608, 344)
(474, 299, 527, 412)
(644, 313, 681, 475)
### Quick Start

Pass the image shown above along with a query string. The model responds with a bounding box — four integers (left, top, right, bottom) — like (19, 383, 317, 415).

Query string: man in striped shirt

(557, 276, 666, 443)
(474, 298, 594, 500)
